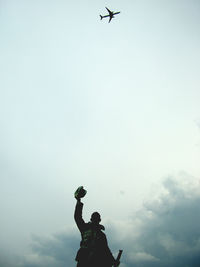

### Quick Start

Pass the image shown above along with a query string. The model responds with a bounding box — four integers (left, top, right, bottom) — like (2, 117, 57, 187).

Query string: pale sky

(1, 1, 200, 266)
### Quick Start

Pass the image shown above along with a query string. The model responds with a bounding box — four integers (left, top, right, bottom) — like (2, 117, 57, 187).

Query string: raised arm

(74, 199, 86, 232)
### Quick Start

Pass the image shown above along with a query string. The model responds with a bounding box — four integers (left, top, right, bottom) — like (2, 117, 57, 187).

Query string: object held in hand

(114, 250, 123, 266)
(74, 186, 87, 200)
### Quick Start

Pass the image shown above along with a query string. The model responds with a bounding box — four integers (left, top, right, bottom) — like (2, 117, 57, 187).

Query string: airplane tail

(100, 15, 103, 20)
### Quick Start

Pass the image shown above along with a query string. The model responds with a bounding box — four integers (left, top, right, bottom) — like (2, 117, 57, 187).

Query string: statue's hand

(74, 186, 87, 200)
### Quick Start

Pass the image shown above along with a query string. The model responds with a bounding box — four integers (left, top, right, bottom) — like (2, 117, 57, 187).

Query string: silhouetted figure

(74, 186, 119, 267)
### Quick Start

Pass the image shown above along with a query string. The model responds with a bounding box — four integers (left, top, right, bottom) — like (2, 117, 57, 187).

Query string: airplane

(100, 7, 120, 23)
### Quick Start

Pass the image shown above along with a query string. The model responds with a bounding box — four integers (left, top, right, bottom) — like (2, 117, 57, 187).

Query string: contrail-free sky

(1, 0, 200, 266)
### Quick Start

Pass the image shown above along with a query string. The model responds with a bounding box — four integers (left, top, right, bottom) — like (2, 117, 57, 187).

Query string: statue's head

(90, 212, 101, 224)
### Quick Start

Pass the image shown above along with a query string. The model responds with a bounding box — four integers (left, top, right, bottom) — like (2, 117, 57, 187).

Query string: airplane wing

(109, 16, 113, 23)
(106, 7, 112, 15)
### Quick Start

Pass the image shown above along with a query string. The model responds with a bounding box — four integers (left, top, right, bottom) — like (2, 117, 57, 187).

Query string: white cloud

(128, 251, 159, 262)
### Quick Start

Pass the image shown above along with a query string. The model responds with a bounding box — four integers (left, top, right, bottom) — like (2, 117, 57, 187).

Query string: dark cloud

(0, 252, 22, 267)
(20, 230, 79, 267)
(20, 175, 200, 267)
(111, 175, 200, 267)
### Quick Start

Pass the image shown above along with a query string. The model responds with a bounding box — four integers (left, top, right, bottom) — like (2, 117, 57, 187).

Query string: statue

(74, 186, 122, 267)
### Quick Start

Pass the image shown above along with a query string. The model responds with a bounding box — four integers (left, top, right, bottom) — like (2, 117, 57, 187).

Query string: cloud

(128, 251, 160, 262)
(0, 252, 22, 267)
(110, 173, 200, 267)
(196, 119, 200, 128)
(20, 174, 200, 267)
(19, 229, 79, 267)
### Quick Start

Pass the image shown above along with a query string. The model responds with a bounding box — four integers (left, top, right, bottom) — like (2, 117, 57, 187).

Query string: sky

(0, 0, 200, 266)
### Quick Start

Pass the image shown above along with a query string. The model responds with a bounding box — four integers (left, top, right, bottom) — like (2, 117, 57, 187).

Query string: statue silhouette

(74, 187, 120, 267)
